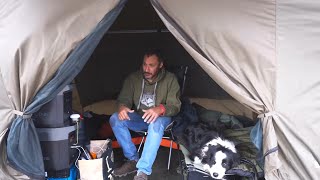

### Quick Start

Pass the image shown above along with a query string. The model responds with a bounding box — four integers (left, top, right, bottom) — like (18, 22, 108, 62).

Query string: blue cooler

(47, 165, 77, 180)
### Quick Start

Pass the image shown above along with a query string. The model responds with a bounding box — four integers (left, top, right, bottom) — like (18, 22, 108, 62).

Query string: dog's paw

(189, 154, 202, 164)
(193, 156, 202, 164)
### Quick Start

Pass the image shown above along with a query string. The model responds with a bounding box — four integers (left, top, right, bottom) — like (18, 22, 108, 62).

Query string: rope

(257, 111, 276, 118)
(12, 110, 32, 119)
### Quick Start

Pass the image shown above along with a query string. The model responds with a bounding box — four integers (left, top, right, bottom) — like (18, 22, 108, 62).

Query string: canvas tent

(1, 0, 320, 180)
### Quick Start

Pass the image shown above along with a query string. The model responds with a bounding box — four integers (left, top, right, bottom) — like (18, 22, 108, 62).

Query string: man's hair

(144, 49, 164, 63)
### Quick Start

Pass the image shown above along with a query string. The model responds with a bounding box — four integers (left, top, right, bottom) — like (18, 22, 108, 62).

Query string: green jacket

(117, 69, 181, 116)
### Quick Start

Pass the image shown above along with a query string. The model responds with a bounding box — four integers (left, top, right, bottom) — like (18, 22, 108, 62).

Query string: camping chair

(136, 65, 188, 170)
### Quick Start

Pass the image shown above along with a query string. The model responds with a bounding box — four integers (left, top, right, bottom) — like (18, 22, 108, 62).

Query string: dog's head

(196, 138, 240, 179)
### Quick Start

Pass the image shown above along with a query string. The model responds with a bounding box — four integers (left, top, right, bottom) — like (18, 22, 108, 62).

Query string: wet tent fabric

(0, 0, 126, 179)
(151, 0, 320, 179)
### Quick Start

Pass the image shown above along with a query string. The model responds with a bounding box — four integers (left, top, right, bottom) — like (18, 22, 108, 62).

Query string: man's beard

(143, 72, 153, 79)
(143, 68, 161, 81)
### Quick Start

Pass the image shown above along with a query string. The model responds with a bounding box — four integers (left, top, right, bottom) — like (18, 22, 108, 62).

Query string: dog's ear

(231, 152, 241, 167)
(201, 145, 216, 164)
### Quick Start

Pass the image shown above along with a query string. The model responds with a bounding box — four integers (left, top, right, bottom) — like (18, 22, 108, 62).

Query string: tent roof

(110, 0, 166, 31)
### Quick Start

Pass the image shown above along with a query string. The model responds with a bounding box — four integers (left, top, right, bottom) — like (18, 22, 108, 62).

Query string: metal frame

(136, 123, 175, 170)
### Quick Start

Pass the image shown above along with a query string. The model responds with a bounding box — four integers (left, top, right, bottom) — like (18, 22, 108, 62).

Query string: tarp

(1, 0, 319, 179)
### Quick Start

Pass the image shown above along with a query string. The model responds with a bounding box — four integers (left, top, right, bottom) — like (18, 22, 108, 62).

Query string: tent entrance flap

(1, 0, 126, 178)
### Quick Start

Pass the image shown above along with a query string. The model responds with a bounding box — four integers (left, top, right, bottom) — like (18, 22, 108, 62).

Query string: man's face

(142, 54, 163, 82)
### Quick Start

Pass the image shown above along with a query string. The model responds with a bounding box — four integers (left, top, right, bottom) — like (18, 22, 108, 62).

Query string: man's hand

(142, 106, 163, 124)
(118, 105, 134, 120)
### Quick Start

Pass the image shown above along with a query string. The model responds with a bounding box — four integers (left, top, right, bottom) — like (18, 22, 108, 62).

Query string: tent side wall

(275, 1, 320, 179)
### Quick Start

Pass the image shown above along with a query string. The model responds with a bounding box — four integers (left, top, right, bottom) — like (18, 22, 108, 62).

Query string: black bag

(102, 141, 114, 180)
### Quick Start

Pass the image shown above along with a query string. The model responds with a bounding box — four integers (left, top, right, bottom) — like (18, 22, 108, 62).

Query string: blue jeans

(109, 112, 171, 175)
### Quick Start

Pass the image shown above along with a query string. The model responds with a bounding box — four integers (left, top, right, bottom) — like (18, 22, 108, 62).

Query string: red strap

(159, 104, 166, 116)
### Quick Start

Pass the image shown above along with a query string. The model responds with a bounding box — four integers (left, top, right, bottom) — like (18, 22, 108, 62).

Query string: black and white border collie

(177, 122, 240, 180)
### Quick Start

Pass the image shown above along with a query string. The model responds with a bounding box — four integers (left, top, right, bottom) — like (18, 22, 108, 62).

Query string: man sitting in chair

(110, 49, 181, 180)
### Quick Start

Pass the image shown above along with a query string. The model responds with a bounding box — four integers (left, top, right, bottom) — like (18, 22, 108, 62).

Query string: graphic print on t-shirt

(140, 93, 155, 108)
